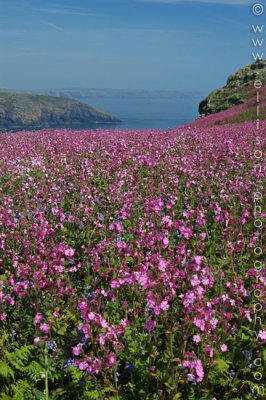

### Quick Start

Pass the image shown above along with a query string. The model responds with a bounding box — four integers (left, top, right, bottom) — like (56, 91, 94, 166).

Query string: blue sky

(0, 0, 262, 92)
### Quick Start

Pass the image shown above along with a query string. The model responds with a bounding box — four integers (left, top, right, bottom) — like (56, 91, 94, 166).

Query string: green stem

(113, 363, 118, 391)
(45, 346, 49, 400)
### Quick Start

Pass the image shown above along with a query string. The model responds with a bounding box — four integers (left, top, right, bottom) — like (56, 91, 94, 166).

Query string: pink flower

(65, 248, 75, 257)
(194, 359, 204, 382)
(194, 256, 203, 265)
(116, 222, 123, 233)
(195, 286, 204, 295)
(54, 265, 64, 273)
(160, 300, 169, 311)
(109, 223, 115, 230)
(106, 352, 116, 367)
(78, 361, 88, 371)
(110, 280, 120, 289)
(72, 344, 83, 356)
(179, 226, 193, 239)
(34, 313, 43, 324)
(220, 344, 228, 352)
(182, 358, 204, 382)
(100, 318, 108, 328)
(40, 323, 50, 334)
(201, 277, 210, 286)
(147, 292, 155, 308)
(34, 336, 40, 344)
(137, 272, 149, 287)
(154, 306, 161, 315)
(0, 313, 7, 321)
(203, 344, 214, 358)
(162, 237, 169, 248)
(191, 275, 200, 286)
(199, 233, 207, 240)
(258, 330, 266, 341)
(158, 258, 167, 271)
(193, 334, 201, 344)
(182, 291, 196, 308)
(109, 222, 123, 233)
(193, 317, 205, 332)
(87, 312, 96, 321)
(210, 317, 218, 330)
(162, 215, 173, 227)
(116, 240, 126, 250)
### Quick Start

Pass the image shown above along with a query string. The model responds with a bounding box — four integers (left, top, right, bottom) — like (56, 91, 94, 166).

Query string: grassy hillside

(190, 60, 266, 128)
(199, 60, 266, 116)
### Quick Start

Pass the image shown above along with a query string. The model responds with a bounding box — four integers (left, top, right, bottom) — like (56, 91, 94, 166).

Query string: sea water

(82, 95, 201, 130)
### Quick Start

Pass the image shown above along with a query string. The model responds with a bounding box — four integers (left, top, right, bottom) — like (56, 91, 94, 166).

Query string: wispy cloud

(33, 6, 101, 17)
(137, 0, 251, 4)
(41, 20, 66, 33)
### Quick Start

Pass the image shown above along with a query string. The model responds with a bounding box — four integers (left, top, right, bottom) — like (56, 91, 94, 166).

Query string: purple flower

(145, 320, 156, 332)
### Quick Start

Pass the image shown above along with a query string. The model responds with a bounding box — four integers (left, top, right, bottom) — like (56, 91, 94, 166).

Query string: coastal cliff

(0, 92, 120, 129)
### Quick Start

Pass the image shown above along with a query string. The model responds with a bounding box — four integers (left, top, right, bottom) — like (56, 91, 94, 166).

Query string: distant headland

(0, 92, 121, 130)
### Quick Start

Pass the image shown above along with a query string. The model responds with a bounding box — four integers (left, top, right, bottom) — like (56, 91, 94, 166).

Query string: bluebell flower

(10, 330, 17, 340)
(47, 341, 57, 352)
(230, 369, 235, 379)
(87, 292, 97, 300)
(242, 349, 252, 362)
(97, 213, 104, 222)
(81, 335, 88, 345)
(114, 234, 123, 243)
(114, 371, 120, 383)
(83, 285, 91, 293)
(124, 361, 136, 372)
(63, 358, 76, 369)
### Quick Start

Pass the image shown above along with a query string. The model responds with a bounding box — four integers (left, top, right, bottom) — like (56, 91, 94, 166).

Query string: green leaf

(0, 361, 14, 379)
(33, 390, 46, 400)
(215, 358, 231, 373)
(173, 394, 182, 400)
(241, 332, 250, 341)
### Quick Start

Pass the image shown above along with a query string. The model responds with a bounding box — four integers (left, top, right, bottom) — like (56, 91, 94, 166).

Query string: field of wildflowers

(0, 121, 265, 399)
